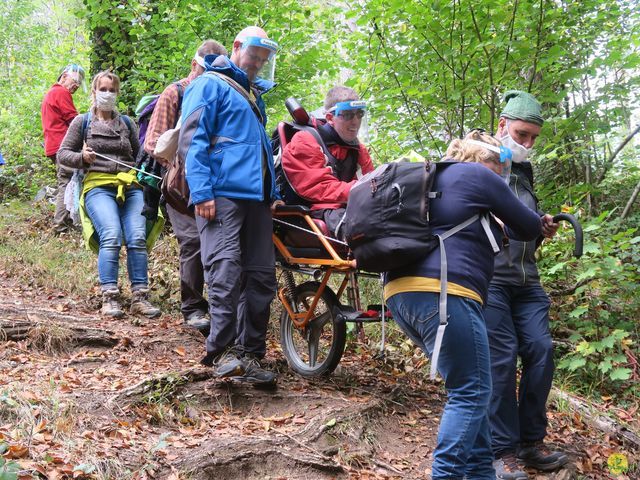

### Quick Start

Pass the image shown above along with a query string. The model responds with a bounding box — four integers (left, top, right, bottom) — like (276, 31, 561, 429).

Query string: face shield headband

(58, 64, 86, 92)
(240, 36, 278, 58)
(329, 100, 367, 118)
(466, 139, 513, 180)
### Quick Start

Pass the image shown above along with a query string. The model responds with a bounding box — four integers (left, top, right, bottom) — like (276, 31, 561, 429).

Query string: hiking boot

(130, 288, 161, 318)
(240, 355, 277, 387)
(185, 311, 209, 330)
(517, 441, 568, 472)
(494, 452, 529, 480)
(101, 288, 124, 318)
(212, 347, 245, 378)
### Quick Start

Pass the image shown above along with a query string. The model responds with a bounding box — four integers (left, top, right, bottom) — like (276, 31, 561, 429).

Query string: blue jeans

(484, 284, 553, 457)
(387, 292, 495, 480)
(85, 186, 148, 290)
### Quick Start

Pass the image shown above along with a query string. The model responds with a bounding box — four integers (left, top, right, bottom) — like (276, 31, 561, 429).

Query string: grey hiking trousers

(196, 198, 276, 359)
(166, 203, 208, 320)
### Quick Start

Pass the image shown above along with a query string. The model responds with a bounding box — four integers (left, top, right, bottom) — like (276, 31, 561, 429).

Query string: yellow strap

(384, 276, 483, 304)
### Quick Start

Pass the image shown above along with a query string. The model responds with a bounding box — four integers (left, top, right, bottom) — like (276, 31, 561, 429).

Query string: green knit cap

(500, 90, 544, 126)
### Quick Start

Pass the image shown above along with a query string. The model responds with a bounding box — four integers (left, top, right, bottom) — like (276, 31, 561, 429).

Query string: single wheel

(280, 281, 347, 377)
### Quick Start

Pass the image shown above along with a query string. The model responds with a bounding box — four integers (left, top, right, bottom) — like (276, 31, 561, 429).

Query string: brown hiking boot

(130, 288, 161, 318)
(517, 441, 568, 472)
(101, 288, 124, 318)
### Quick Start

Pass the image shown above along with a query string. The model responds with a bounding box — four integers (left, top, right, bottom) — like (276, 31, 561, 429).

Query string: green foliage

(77, 0, 343, 126)
(0, 0, 90, 200)
(0, 457, 20, 480)
(539, 210, 640, 394)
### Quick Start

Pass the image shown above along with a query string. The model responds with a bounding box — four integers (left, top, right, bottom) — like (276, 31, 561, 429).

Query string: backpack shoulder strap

(207, 71, 264, 124)
(81, 112, 92, 142)
(120, 115, 133, 133)
(174, 82, 185, 113)
(429, 212, 500, 380)
(294, 124, 342, 171)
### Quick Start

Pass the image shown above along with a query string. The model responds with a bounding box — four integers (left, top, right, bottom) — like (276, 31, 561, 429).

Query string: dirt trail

(0, 275, 635, 479)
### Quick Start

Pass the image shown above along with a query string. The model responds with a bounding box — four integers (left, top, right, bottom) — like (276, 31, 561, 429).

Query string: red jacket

(41, 84, 78, 157)
(282, 130, 374, 210)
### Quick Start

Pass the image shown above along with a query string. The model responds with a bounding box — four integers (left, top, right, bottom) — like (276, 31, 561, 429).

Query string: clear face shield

(466, 139, 513, 182)
(58, 64, 86, 93)
(239, 36, 278, 83)
(328, 100, 369, 144)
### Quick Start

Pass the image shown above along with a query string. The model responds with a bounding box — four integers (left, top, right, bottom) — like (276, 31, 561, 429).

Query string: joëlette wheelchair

(270, 99, 585, 379)
(272, 98, 389, 378)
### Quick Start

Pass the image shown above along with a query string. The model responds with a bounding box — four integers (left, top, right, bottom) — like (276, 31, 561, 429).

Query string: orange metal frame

(273, 210, 355, 329)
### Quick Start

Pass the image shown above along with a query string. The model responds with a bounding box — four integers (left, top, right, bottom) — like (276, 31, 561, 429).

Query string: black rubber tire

(279, 281, 347, 377)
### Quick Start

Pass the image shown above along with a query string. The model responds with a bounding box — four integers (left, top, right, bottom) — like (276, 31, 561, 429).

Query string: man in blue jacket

(178, 26, 281, 386)
(487, 91, 566, 479)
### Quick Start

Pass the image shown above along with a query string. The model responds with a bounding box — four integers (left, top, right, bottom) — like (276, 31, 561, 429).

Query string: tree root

(0, 317, 119, 349)
(107, 367, 215, 407)
(179, 437, 344, 478)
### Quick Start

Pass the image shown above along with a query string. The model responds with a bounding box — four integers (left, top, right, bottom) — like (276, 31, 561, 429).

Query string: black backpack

(344, 158, 502, 380)
(133, 82, 184, 219)
(343, 159, 443, 272)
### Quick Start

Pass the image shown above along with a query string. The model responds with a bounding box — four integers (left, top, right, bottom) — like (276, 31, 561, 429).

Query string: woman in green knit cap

(486, 91, 568, 480)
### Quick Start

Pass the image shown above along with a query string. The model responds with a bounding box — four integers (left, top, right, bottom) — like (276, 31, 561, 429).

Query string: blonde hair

(90, 71, 121, 113)
(445, 130, 502, 165)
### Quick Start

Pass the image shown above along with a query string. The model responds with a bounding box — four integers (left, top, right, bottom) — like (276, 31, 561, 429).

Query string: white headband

(466, 139, 501, 155)
(194, 52, 206, 68)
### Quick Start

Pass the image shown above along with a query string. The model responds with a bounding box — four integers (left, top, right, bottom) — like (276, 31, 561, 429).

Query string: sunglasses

(337, 109, 365, 121)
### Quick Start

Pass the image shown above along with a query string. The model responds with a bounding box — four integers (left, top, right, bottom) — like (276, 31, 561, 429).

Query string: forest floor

(0, 203, 638, 479)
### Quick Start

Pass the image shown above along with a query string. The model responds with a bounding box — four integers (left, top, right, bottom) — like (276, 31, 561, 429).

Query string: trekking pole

(552, 213, 583, 257)
(93, 152, 162, 181)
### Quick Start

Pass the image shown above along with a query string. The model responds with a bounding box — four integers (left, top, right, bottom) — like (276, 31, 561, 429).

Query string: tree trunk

(596, 124, 640, 184)
(621, 178, 640, 220)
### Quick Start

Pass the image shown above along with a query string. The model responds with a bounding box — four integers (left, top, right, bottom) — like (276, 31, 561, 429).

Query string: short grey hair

(324, 85, 359, 111)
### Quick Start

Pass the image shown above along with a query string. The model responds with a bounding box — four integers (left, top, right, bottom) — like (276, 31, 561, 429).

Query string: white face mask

(500, 124, 531, 163)
(95, 91, 117, 111)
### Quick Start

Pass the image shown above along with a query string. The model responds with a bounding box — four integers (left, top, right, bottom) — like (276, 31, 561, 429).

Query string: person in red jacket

(41, 64, 85, 234)
(281, 86, 374, 237)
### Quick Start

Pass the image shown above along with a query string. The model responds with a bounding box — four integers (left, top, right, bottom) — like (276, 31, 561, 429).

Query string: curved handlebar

(552, 213, 583, 258)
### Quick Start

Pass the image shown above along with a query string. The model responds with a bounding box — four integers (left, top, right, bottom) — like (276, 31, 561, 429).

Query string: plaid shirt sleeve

(144, 83, 180, 157)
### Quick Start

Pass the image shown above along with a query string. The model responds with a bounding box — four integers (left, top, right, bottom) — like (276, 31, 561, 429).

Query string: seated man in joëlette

(281, 85, 374, 238)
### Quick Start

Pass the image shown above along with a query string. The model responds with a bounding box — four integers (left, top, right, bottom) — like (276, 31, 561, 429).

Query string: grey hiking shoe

(212, 347, 245, 378)
(494, 452, 528, 480)
(517, 441, 568, 472)
(239, 356, 277, 387)
(185, 311, 209, 329)
(130, 288, 161, 318)
(101, 288, 124, 318)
